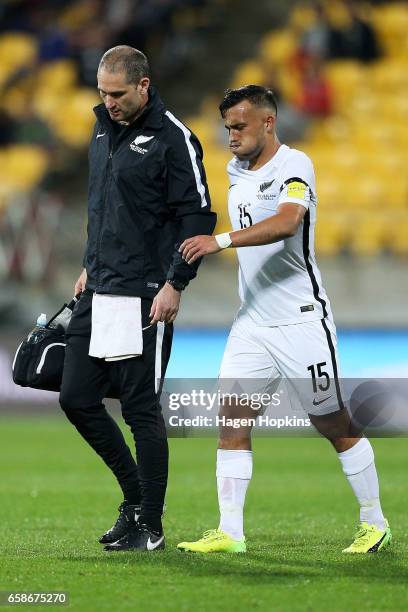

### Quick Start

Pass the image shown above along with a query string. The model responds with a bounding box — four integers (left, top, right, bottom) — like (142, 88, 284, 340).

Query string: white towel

(89, 294, 143, 361)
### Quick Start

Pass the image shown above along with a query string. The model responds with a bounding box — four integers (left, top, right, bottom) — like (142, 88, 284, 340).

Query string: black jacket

(84, 87, 216, 298)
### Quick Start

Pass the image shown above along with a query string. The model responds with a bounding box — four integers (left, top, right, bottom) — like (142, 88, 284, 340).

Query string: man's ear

(265, 114, 276, 133)
(138, 77, 150, 94)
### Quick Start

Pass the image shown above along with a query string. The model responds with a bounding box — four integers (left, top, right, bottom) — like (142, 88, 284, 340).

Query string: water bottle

(27, 312, 47, 343)
(36, 313, 47, 327)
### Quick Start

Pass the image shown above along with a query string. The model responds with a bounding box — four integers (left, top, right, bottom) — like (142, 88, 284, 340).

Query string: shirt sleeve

(277, 151, 316, 210)
(165, 117, 217, 287)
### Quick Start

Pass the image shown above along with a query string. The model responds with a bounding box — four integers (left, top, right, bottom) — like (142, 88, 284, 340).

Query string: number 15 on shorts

(307, 361, 330, 394)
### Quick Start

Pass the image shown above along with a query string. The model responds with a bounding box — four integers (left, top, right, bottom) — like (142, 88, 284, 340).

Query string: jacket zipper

(96, 146, 113, 290)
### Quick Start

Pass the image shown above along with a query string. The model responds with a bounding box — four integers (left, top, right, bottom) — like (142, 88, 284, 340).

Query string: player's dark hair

(98, 45, 150, 84)
(219, 85, 278, 117)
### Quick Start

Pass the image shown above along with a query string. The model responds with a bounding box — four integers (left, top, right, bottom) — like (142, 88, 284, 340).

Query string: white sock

(216, 449, 252, 540)
(338, 438, 386, 529)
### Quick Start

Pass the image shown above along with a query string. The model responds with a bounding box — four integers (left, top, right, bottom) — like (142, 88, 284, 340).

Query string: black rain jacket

(84, 87, 216, 297)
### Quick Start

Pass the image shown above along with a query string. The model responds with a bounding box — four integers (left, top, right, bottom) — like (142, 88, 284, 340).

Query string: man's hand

(150, 282, 181, 324)
(179, 235, 221, 265)
(74, 268, 87, 296)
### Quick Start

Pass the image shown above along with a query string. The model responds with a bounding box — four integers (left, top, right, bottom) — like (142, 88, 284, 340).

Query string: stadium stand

(0, 0, 407, 278)
(185, 0, 408, 257)
(0, 0, 219, 281)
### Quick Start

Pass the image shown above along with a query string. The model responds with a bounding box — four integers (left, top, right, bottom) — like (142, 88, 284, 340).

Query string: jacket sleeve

(165, 121, 217, 287)
(83, 121, 100, 270)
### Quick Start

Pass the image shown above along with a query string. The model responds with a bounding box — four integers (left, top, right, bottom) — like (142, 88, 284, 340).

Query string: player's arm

(230, 202, 306, 246)
(150, 127, 216, 324)
(179, 202, 305, 265)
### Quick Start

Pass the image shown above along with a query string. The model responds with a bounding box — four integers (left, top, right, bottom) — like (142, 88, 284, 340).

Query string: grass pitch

(1, 416, 407, 611)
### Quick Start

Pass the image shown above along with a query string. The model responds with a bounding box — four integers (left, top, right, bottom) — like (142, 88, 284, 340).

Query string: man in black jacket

(59, 46, 216, 552)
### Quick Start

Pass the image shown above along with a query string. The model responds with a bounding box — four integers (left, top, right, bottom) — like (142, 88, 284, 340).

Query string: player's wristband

(215, 232, 232, 249)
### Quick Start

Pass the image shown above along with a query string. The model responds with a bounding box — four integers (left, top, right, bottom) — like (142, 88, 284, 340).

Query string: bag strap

(46, 293, 82, 328)
(67, 293, 82, 310)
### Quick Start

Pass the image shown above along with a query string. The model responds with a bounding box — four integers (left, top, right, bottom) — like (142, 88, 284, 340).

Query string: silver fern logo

(259, 180, 274, 193)
(130, 135, 154, 154)
(257, 179, 276, 200)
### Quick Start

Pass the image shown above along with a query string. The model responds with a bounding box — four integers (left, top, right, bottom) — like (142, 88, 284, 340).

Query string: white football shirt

(227, 144, 332, 326)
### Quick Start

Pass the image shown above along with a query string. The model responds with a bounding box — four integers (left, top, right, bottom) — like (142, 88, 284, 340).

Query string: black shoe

(98, 502, 141, 544)
(104, 523, 165, 552)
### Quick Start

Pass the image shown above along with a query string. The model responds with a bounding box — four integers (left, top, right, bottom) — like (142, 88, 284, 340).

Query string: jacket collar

(93, 86, 166, 131)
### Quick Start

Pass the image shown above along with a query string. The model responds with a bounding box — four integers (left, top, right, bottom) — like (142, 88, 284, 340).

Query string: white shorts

(219, 312, 345, 416)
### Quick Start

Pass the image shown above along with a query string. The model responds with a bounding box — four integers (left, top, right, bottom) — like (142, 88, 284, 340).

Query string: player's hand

(74, 268, 87, 296)
(179, 235, 221, 264)
(150, 282, 181, 324)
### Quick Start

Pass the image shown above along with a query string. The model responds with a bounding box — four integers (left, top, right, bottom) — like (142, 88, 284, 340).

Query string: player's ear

(265, 114, 276, 133)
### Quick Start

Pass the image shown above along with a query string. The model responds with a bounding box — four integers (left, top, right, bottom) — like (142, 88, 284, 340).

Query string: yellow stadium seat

(325, 61, 367, 109)
(369, 59, 408, 90)
(0, 145, 48, 192)
(308, 116, 352, 144)
(278, 68, 301, 104)
(32, 87, 63, 122)
(345, 94, 408, 128)
(230, 60, 267, 89)
(0, 150, 17, 201)
(325, 0, 353, 29)
(204, 150, 232, 176)
(0, 64, 15, 88)
(389, 217, 408, 255)
(51, 89, 100, 148)
(314, 212, 350, 256)
(184, 116, 216, 148)
(382, 95, 408, 120)
(36, 60, 78, 92)
(258, 29, 297, 67)
(349, 177, 389, 209)
(315, 177, 342, 210)
(371, 3, 408, 38)
(349, 213, 388, 256)
(169, 4, 408, 257)
(207, 173, 229, 201)
(1, 84, 30, 119)
(375, 152, 406, 175)
(59, 1, 97, 29)
(0, 32, 37, 71)
(341, 90, 379, 121)
(327, 146, 360, 171)
(358, 169, 408, 209)
(289, 3, 319, 32)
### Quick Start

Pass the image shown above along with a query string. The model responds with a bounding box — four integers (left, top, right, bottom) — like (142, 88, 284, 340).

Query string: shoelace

(353, 525, 375, 544)
(107, 503, 136, 535)
(201, 529, 223, 541)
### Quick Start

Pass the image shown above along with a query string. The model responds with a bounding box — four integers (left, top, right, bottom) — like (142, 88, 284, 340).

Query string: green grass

(1, 416, 407, 611)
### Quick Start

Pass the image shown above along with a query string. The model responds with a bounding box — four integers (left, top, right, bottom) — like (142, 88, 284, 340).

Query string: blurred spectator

(299, 1, 332, 59)
(70, 22, 113, 87)
(327, 0, 380, 63)
(297, 55, 332, 116)
(297, 0, 380, 64)
(25, 4, 71, 61)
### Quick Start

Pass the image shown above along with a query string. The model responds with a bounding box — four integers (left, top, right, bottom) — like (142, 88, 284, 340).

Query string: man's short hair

(98, 45, 150, 84)
(219, 85, 278, 117)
